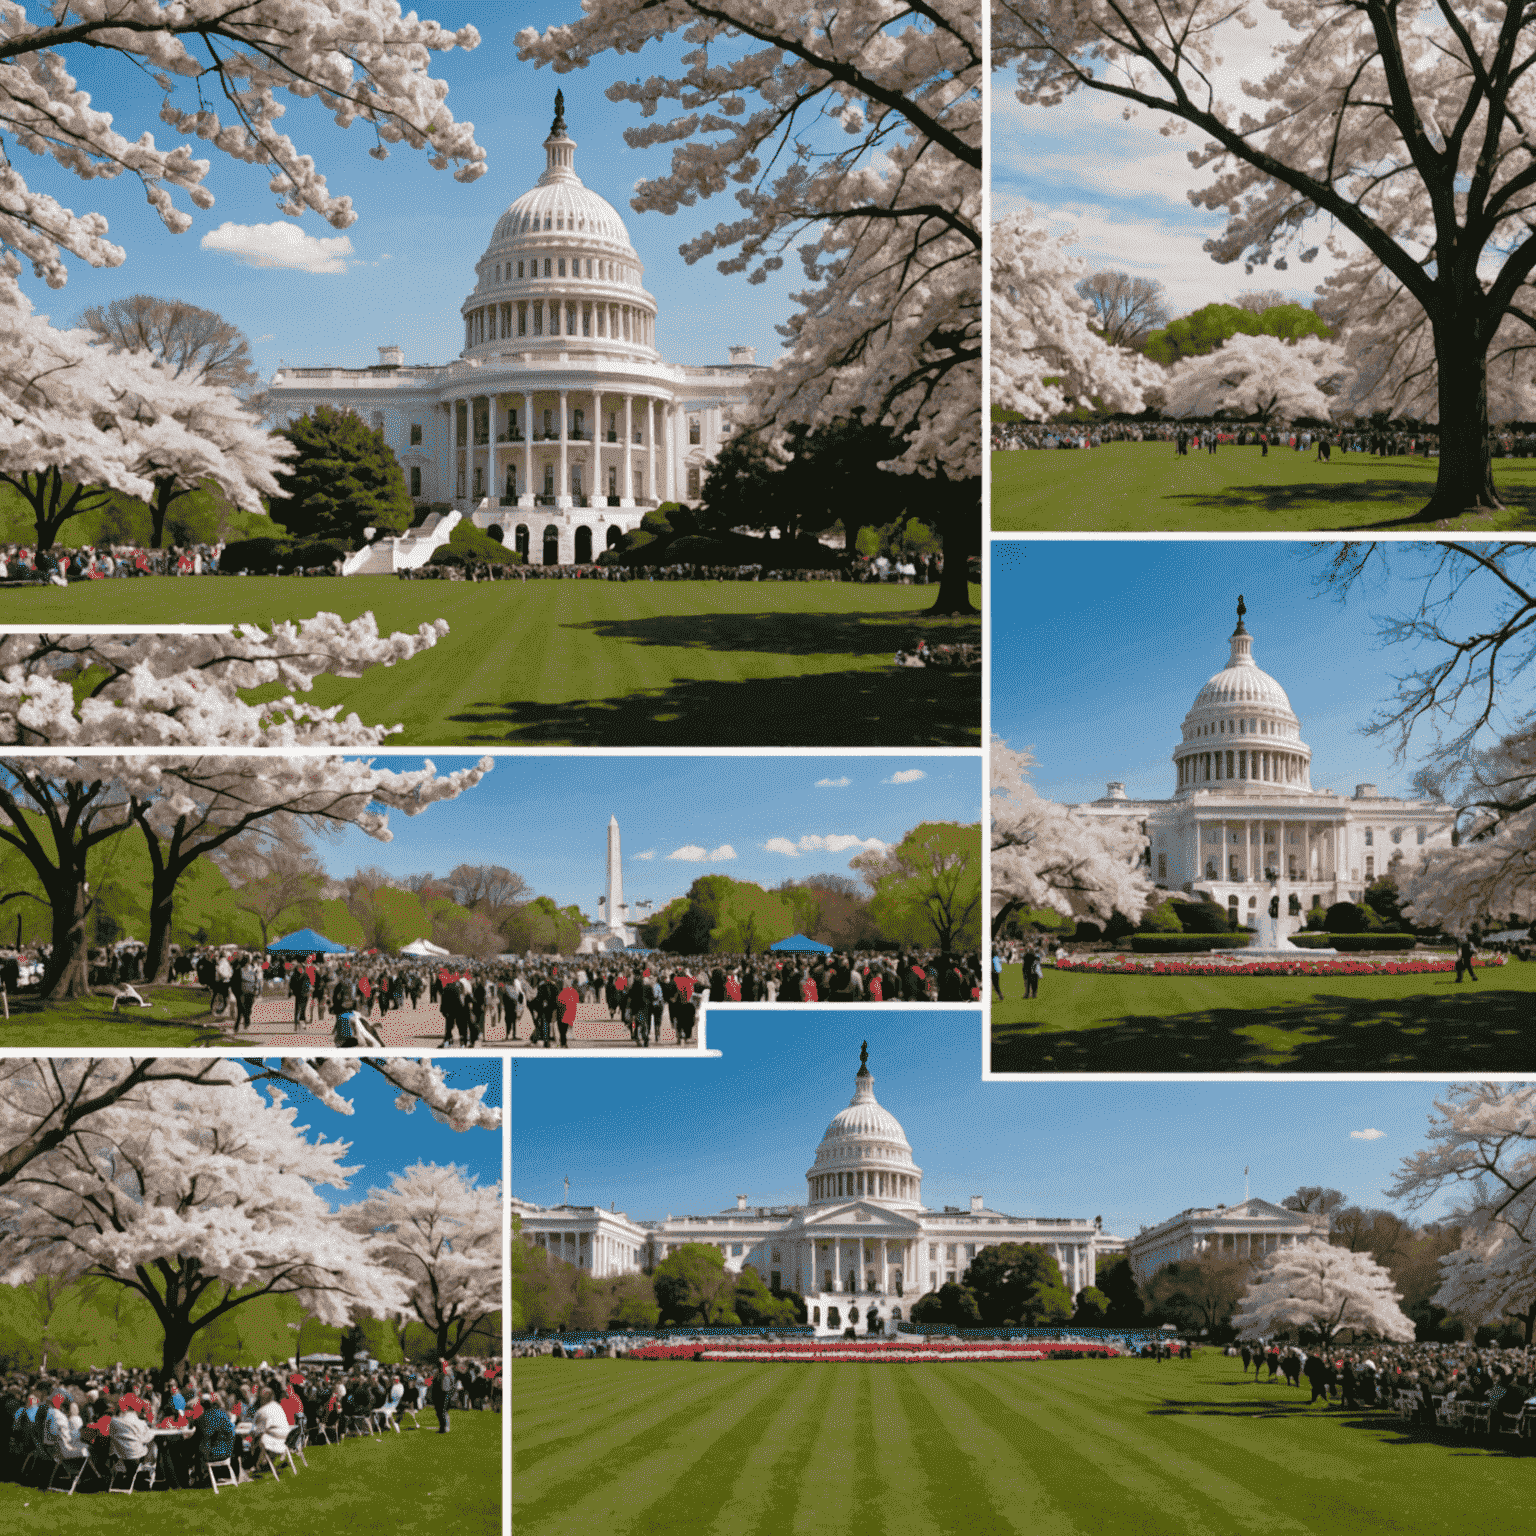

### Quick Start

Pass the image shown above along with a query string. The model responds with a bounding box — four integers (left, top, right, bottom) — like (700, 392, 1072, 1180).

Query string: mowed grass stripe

(513, 1363, 797, 1533)
(512, 1360, 761, 1481)
(887, 1363, 1041, 1536)
(967, 1364, 1317, 1536)
(512, 1367, 705, 1454)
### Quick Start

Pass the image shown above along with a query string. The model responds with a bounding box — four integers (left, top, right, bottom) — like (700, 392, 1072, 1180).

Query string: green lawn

(3, 1407, 498, 1531)
(2, 576, 981, 746)
(512, 1352, 1535, 1536)
(990, 959, 1536, 1072)
(991, 440, 1536, 532)
(3, 987, 226, 1048)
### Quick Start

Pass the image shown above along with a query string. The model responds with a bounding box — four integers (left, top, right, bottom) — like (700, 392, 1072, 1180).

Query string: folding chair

(376, 1403, 401, 1434)
(280, 1424, 309, 1472)
(107, 1455, 151, 1493)
(45, 1450, 99, 1495)
(1469, 1403, 1494, 1437)
(397, 1404, 422, 1430)
(205, 1451, 241, 1492)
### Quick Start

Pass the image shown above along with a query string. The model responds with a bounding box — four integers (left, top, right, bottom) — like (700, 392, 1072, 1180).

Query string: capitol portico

(1072, 599, 1457, 929)
(269, 94, 760, 572)
(515, 1045, 1114, 1335)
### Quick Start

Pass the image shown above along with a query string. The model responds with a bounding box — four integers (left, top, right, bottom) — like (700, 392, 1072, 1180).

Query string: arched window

(812, 1307, 820, 1325)
(486, 525, 504, 544)
(542, 525, 560, 565)
(409, 466, 421, 498)
(827, 1307, 839, 1329)
(606, 525, 623, 549)
(574, 526, 593, 564)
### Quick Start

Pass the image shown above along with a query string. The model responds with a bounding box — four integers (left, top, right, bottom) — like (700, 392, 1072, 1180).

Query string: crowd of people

(0, 542, 224, 583)
(402, 553, 949, 584)
(1, 1355, 498, 1494)
(987, 417, 1505, 458)
(1231, 1340, 1536, 1440)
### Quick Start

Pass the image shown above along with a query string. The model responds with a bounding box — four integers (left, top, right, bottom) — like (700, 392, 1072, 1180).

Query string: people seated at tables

(192, 1392, 237, 1483)
(250, 1388, 291, 1472)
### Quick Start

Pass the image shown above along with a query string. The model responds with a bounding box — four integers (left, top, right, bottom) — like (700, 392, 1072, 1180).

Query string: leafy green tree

(853, 822, 982, 951)
(1145, 302, 1331, 367)
(270, 405, 413, 547)
(1142, 1256, 1249, 1337)
(653, 1243, 735, 1325)
(1138, 899, 1185, 934)
(1072, 1286, 1110, 1326)
(732, 1266, 802, 1326)
(909, 1281, 982, 1328)
(963, 1243, 1073, 1327)
(1324, 901, 1377, 933)
(1092, 1255, 1145, 1327)
(1364, 876, 1409, 931)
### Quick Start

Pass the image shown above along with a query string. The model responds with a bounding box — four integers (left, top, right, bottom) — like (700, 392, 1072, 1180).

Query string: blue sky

(20, 3, 799, 371)
(992, 14, 1356, 316)
(244, 1058, 501, 1211)
(320, 753, 980, 916)
(512, 1015, 1468, 1234)
(990, 541, 1520, 806)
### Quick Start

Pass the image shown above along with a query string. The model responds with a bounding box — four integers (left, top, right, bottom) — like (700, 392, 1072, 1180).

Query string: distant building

(1070, 598, 1456, 929)
(268, 93, 760, 572)
(1124, 1198, 1331, 1284)
(515, 1044, 1122, 1335)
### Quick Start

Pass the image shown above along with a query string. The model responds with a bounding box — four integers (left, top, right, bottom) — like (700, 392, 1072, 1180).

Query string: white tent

(400, 937, 451, 957)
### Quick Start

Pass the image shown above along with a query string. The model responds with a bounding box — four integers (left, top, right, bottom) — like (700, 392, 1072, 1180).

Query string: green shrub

(1290, 932, 1419, 952)
(219, 536, 295, 573)
(1303, 905, 1329, 930)
(448, 522, 523, 563)
(1072, 920, 1103, 943)
(291, 541, 347, 568)
(1138, 899, 1185, 934)
(1129, 933, 1253, 952)
(1179, 900, 1237, 934)
(1324, 901, 1375, 933)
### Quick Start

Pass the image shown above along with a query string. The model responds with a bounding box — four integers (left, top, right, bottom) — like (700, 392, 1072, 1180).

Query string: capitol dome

(460, 92, 659, 362)
(1173, 598, 1312, 796)
(806, 1045, 923, 1210)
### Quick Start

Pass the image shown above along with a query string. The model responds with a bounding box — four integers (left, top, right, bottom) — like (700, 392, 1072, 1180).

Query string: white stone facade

(514, 1046, 1116, 1336)
(269, 95, 760, 570)
(1072, 599, 1457, 926)
(1124, 1198, 1332, 1284)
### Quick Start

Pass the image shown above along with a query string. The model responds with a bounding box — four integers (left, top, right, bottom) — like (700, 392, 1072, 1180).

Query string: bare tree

(1073, 270, 1171, 351)
(443, 864, 532, 921)
(1231, 289, 1291, 316)
(77, 296, 259, 394)
(1281, 1186, 1348, 1215)
(213, 814, 327, 948)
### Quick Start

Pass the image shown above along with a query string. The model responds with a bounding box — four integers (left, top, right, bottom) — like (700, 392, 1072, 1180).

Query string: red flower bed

(1057, 954, 1504, 979)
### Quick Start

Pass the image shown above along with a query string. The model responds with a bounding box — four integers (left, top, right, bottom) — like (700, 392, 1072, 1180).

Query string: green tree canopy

(1144, 302, 1331, 367)
(1142, 1256, 1250, 1337)
(1094, 1255, 1147, 1328)
(653, 1243, 735, 1326)
(962, 1243, 1073, 1327)
(270, 405, 413, 547)
(908, 1280, 982, 1328)
(854, 822, 982, 951)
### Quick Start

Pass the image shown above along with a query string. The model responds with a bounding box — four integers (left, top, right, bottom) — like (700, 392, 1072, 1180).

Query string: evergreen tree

(270, 405, 413, 547)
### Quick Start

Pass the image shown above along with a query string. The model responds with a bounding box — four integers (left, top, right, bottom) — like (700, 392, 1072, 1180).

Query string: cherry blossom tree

(343, 1161, 502, 1362)
(0, 617, 456, 997)
(997, 0, 1536, 518)
(991, 736, 1158, 939)
(991, 212, 1155, 421)
(1232, 1239, 1416, 1344)
(0, 2, 485, 293)
(1390, 1082, 1536, 1342)
(0, 1056, 500, 1192)
(0, 1060, 416, 1384)
(517, 2, 980, 484)
(0, 281, 290, 551)
(1163, 333, 1350, 429)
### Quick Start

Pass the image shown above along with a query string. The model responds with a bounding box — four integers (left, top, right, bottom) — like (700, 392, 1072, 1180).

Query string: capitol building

(269, 94, 760, 571)
(1071, 599, 1457, 930)
(514, 1046, 1117, 1336)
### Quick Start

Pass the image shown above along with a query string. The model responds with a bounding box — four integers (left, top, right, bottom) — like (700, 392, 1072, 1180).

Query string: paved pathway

(214, 993, 701, 1051)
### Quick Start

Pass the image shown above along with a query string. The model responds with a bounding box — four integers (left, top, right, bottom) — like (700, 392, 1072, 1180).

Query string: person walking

(429, 1361, 455, 1435)
(556, 972, 580, 1049)
(991, 949, 1004, 999)
(1455, 937, 1479, 983)
(288, 963, 311, 1030)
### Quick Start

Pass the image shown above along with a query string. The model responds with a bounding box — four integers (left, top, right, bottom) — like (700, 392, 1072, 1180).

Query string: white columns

(622, 394, 634, 506)
(593, 388, 603, 502)
(647, 400, 658, 502)
(833, 1236, 840, 1293)
(522, 391, 533, 505)
(448, 396, 459, 503)
(665, 403, 677, 501)
(558, 390, 569, 506)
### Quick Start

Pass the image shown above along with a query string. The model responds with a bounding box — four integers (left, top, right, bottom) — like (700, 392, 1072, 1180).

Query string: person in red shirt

(278, 1386, 302, 1426)
(725, 971, 741, 1002)
(556, 973, 579, 1049)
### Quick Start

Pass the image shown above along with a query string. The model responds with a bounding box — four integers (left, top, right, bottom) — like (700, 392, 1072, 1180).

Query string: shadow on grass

(1165, 477, 1536, 531)
(7, 992, 228, 1048)
(561, 606, 981, 659)
(452, 664, 982, 745)
(1148, 1395, 1531, 1454)
(990, 984, 1533, 1073)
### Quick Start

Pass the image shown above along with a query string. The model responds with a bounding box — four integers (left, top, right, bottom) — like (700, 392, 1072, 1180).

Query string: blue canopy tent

(769, 934, 834, 954)
(268, 928, 349, 954)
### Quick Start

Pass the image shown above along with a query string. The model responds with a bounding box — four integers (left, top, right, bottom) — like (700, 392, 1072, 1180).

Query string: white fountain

(1238, 869, 1337, 959)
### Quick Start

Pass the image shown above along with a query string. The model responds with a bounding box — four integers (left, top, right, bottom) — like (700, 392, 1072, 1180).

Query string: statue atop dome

(1234, 594, 1247, 633)
(858, 1041, 869, 1077)
(551, 89, 567, 137)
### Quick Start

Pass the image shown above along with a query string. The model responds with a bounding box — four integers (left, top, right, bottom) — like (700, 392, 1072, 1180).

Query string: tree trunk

(150, 478, 184, 549)
(927, 486, 979, 616)
(158, 1320, 196, 1391)
(1416, 327, 1501, 521)
(41, 877, 93, 1000)
(144, 880, 176, 984)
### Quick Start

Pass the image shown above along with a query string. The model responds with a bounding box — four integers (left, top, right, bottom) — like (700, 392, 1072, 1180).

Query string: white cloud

(200, 221, 355, 274)
(632, 849, 655, 861)
(1350, 1128, 1386, 1141)
(763, 833, 889, 857)
(816, 777, 851, 788)
(254, 333, 275, 342)
(665, 843, 737, 862)
(885, 769, 927, 784)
